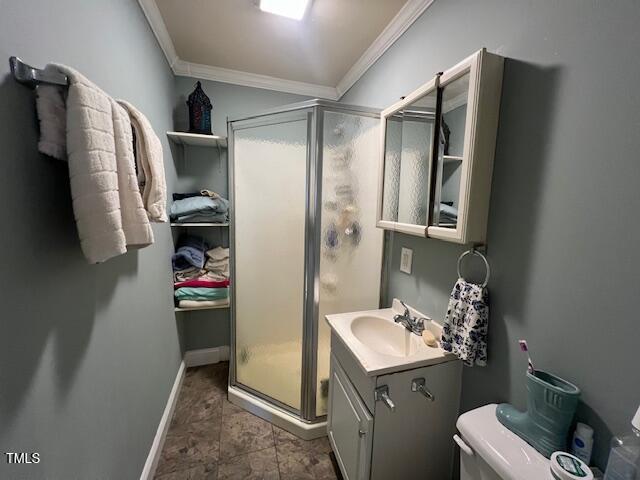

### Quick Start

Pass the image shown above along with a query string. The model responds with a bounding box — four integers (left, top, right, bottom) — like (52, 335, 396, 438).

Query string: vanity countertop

(325, 299, 458, 377)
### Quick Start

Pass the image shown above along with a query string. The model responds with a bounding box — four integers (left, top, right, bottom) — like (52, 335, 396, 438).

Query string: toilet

(454, 404, 551, 479)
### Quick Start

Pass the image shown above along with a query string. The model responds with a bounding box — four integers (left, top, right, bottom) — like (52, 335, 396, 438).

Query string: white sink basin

(325, 299, 456, 376)
(350, 315, 421, 357)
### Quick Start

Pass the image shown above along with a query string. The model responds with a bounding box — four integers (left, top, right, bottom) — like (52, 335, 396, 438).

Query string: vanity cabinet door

(327, 355, 373, 480)
(370, 360, 462, 480)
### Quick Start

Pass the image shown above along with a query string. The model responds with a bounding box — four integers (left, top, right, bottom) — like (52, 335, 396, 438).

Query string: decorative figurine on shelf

(187, 81, 213, 135)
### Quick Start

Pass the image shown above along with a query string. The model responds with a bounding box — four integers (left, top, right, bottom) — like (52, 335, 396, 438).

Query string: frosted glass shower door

(233, 114, 309, 411)
(316, 111, 383, 416)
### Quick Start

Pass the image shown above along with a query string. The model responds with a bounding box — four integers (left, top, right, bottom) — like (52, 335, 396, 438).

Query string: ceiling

(139, 0, 435, 99)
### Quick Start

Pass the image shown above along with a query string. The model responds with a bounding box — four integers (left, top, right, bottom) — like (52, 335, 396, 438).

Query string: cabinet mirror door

(430, 71, 471, 230)
(380, 86, 438, 234)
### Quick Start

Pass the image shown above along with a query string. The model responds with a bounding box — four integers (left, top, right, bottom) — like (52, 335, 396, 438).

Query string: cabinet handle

(374, 385, 396, 412)
(411, 378, 435, 402)
(358, 428, 366, 437)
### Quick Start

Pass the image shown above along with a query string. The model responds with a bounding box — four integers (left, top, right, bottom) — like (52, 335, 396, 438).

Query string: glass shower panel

(316, 111, 383, 416)
(233, 116, 308, 411)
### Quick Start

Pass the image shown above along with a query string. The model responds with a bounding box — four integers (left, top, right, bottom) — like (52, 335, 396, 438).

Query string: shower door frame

(228, 100, 380, 424)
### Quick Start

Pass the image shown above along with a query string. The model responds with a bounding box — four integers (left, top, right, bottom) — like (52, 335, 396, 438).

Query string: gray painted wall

(343, 0, 640, 469)
(172, 77, 309, 350)
(0, 1, 181, 478)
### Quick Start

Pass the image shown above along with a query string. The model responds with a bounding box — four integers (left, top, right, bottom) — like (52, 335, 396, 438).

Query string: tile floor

(154, 362, 340, 480)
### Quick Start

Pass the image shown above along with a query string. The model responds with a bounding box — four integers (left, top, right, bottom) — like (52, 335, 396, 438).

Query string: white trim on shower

(228, 385, 327, 441)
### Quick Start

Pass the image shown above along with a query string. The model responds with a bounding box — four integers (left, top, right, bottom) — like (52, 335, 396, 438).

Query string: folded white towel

(178, 299, 230, 309)
(204, 247, 230, 277)
(46, 63, 152, 263)
(117, 100, 167, 222)
(206, 247, 230, 261)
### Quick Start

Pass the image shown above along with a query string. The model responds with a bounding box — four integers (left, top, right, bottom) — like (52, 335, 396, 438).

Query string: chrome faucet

(394, 301, 426, 336)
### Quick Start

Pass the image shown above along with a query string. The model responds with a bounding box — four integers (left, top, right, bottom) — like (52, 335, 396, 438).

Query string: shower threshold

(228, 385, 327, 441)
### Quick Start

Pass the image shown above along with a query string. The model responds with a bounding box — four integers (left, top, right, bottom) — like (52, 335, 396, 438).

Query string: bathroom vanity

(326, 300, 462, 480)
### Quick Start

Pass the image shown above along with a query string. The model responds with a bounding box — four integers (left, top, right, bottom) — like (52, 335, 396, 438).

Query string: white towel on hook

(117, 100, 167, 222)
(43, 63, 153, 263)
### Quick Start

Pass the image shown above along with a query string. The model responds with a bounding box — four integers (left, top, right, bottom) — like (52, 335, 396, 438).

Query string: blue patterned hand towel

(441, 279, 489, 367)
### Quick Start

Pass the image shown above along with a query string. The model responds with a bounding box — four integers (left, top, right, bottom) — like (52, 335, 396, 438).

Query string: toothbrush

(518, 340, 535, 374)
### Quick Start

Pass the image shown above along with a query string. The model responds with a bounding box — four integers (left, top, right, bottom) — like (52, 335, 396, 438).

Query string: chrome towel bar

(9, 56, 68, 88)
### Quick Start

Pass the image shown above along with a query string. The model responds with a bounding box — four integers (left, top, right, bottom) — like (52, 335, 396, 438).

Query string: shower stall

(228, 99, 383, 438)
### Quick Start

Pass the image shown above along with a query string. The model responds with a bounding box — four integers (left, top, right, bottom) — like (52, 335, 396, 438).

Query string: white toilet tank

(455, 404, 550, 480)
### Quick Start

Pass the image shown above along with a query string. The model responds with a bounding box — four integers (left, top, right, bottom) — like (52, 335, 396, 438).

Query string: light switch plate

(400, 247, 413, 274)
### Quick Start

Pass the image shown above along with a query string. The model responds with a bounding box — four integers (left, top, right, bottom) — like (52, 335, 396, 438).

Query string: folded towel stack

(170, 190, 229, 224)
(172, 236, 230, 309)
(172, 235, 209, 271)
(175, 286, 228, 301)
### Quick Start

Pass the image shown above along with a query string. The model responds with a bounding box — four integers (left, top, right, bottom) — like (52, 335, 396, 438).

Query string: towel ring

(457, 248, 490, 288)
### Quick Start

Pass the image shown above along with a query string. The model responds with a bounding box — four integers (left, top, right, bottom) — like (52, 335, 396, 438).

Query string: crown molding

(335, 0, 435, 98)
(172, 59, 339, 100)
(138, 0, 179, 68)
(138, 0, 433, 100)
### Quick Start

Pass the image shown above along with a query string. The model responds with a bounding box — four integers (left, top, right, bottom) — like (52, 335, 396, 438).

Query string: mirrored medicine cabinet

(376, 48, 504, 244)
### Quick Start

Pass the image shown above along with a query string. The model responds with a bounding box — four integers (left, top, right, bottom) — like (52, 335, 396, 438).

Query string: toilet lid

(457, 404, 550, 480)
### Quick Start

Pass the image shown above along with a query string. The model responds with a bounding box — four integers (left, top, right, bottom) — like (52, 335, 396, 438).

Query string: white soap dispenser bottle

(571, 423, 594, 464)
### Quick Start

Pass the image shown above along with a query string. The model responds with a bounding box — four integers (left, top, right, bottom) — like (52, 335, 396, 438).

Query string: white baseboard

(140, 361, 186, 480)
(139, 347, 229, 479)
(183, 346, 230, 367)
